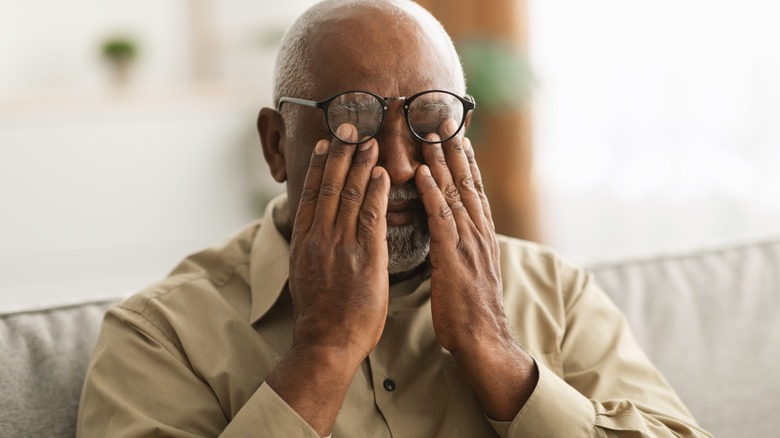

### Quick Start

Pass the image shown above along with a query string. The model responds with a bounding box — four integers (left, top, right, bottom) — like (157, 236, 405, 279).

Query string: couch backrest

(0, 298, 120, 438)
(589, 238, 780, 438)
(3, 239, 778, 438)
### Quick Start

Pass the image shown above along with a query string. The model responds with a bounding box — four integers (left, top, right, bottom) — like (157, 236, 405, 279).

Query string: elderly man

(77, 1, 711, 437)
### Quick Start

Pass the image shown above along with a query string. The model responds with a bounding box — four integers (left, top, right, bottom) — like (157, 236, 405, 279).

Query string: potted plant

(101, 36, 138, 86)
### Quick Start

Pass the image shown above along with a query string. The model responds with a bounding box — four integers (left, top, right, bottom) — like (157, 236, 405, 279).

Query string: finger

(293, 139, 331, 238)
(312, 123, 359, 228)
(414, 164, 458, 246)
(357, 166, 390, 253)
(338, 138, 379, 234)
(463, 137, 494, 229)
(439, 120, 485, 223)
(421, 133, 470, 231)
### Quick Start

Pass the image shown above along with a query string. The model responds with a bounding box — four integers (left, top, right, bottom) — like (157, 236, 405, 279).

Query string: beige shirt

(77, 195, 711, 437)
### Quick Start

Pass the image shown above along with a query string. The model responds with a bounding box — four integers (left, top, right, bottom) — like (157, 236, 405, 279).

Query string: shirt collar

(249, 194, 292, 324)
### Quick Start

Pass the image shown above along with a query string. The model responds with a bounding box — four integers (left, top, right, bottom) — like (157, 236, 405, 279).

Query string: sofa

(2, 237, 779, 437)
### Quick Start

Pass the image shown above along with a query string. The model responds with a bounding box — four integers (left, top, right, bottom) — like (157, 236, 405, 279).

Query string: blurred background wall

(531, 0, 780, 261)
(0, 0, 316, 309)
(2, 0, 780, 309)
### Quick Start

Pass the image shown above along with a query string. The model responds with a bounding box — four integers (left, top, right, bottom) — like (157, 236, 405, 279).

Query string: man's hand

(415, 120, 538, 421)
(267, 123, 390, 436)
(288, 123, 390, 364)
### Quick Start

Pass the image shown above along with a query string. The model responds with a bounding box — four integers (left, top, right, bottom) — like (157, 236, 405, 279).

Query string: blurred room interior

(2, 0, 780, 309)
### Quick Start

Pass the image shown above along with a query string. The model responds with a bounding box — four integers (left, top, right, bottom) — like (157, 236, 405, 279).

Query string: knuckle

(319, 179, 341, 197)
(340, 184, 363, 206)
(435, 154, 448, 167)
(457, 175, 475, 190)
(443, 184, 460, 201)
(473, 178, 486, 192)
(437, 204, 453, 220)
(359, 206, 380, 224)
(300, 187, 319, 202)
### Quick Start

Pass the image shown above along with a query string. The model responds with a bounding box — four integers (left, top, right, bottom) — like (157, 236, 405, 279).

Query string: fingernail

(314, 140, 329, 155)
(443, 119, 459, 137)
(427, 133, 442, 146)
(359, 139, 374, 151)
(372, 167, 383, 179)
(421, 165, 431, 176)
(336, 123, 354, 141)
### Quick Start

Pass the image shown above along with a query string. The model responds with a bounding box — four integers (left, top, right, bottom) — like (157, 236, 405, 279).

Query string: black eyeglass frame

(277, 89, 476, 144)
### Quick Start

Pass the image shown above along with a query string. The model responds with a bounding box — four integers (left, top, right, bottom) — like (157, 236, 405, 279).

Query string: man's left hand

(415, 119, 538, 421)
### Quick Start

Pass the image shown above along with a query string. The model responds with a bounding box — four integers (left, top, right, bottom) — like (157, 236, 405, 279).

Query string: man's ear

(464, 111, 473, 132)
(258, 107, 287, 183)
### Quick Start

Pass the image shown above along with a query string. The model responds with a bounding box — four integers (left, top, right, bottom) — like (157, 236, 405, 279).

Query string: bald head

(273, 0, 465, 114)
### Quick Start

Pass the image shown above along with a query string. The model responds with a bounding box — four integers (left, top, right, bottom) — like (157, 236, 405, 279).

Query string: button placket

(368, 328, 399, 436)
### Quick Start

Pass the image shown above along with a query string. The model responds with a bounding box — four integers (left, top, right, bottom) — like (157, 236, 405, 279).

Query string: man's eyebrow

(416, 101, 451, 112)
(330, 100, 380, 111)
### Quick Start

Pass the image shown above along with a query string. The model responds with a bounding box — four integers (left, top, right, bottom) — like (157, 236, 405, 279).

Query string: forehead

(305, 5, 459, 99)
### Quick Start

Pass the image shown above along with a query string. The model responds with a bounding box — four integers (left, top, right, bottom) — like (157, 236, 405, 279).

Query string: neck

(388, 260, 428, 285)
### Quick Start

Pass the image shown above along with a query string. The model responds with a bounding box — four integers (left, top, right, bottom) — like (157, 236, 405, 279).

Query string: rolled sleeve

(490, 360, 595, 438)
(222, 383, 320, 437)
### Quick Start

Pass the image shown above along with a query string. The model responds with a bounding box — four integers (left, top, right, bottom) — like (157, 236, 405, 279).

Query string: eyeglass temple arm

(277, 97, 319, 112)
(465, 95, 476, 109)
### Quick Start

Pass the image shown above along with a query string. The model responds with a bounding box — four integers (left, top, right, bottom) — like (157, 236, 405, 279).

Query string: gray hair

(272, 0, 465, 137)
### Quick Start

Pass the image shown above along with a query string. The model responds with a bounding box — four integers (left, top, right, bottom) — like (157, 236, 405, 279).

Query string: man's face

(280, 7, 461, 274)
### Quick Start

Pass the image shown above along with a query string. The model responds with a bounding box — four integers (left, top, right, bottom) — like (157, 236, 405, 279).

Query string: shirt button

(383, 378, 396, 392)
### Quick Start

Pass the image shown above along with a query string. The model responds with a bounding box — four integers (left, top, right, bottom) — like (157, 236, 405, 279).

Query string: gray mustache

(388, 184, 420, 201)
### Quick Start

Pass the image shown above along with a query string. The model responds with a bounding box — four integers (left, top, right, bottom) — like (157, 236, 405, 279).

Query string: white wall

(529, 0, 780, 262)
(0, 89, 275, 310)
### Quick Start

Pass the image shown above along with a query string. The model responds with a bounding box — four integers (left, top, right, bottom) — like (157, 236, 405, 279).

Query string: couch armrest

(0, 296, 124, 437)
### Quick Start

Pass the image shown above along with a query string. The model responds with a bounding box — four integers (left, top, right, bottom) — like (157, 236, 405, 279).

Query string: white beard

(386, 184, 430, 274)
(387, 223, 430, 274)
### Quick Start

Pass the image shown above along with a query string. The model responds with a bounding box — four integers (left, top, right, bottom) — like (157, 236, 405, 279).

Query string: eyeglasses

(277, 90, 476, 144)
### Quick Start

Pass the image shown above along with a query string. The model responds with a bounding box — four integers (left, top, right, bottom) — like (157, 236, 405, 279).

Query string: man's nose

(374, 112, 421, 186)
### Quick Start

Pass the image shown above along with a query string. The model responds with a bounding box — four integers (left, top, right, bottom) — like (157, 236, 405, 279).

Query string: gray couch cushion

(0, 298, 120, 438)
(589, 238, 780, 438)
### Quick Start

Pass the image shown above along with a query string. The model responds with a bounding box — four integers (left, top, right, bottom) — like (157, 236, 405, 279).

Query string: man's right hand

(288, 122, 390, 364)
(266, 123, 390, 436)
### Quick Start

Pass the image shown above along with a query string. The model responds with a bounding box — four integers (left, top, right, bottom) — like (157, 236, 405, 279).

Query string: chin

(386, 223, 430, 275)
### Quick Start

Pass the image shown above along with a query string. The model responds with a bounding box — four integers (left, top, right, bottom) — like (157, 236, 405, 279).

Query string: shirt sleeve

(76, 307, 321, 438)
(497, 264, 714, 438)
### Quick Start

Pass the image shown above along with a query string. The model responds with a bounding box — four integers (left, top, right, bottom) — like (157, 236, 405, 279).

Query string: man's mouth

(386, 200, 424, 227)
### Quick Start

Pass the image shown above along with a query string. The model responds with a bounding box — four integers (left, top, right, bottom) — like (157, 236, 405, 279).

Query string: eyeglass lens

(326, 92, 384, 142)
(326, 91, 465, 143)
